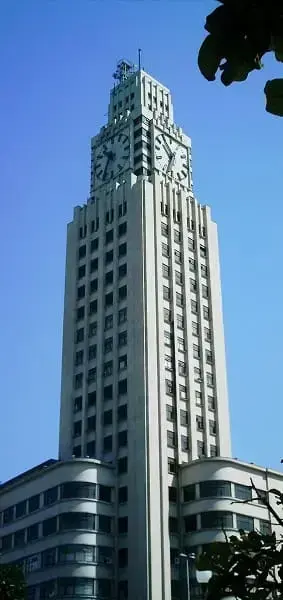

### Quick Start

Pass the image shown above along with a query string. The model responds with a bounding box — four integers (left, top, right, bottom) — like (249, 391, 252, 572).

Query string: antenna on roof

(138, 49, 142, 71)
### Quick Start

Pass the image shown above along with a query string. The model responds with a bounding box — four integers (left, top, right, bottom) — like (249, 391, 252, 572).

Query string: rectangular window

(90, 257, 98, 272)
(118, 331, 127, 347)
(90, 238, 99, 252)
(164, 308, 172, 323)
(193, 344, 200, 359)
(207, 373, 214, 387)
(105, 229, 114, 244)
(118, 355, 127, 371)
(189, 258, 196, 271)
(168, 458, 177, 474)
(27, 523, 39, 542)
(178, 361, 186, 376)
(202, 284, 209, 298)
(76, 306, 85, 321)
(103, 409, 113, 425)
(234, 484, 252, 501)
(174, 229, 181, 243)
(177, 337, 185, 352)
(105, 315, 113, 330)
(88, 391, 96, 406)
(169, 486, 177, 503)
(200, 480, 231, 498)
(180, 409, 188, 426)
(3, 506, 14, 524)
(88, 344, 97, 361)
(105, 292, 113, 307)
(236, 514, 254, 531)
(210, 444, 218, 457)
(73, 420, 82, 437)
(209, 420, 216, 435)
(118, 379, 127, 395)
(192, 321, 199, 336)
(161, 223, 169, 236)
(167, 430, 177, 447)
(118, 457, 128, 474)
(196, 415, 204, 430)
(165, 355, 173, 370)
(118, 222, 127, 237)
(184, 515, 197, 532)
(201, 264, 208, 277)
(89, 299, 98, 315)
(200, 245, 207, 257)
(103, 435, 112, 453)
(118, 404, 127, 421)
(201, 511, 233, 529)
(119, 263, 127, 278)
(166, 380, 174, 395)
(190, 278, 197, 292)
(181, 435, 189, 451)
(28, 495, 40, 513)
(166, 404, 175, 421)
(104, 337, 113, 353)
(118, 307, 127, 324)
(119, 285, 127, 301)
(44, 486, 58, 506)
(119, 242, 127, 257)
(188, 238, 195, 252)
(77, 285, 85, 299)
(206, 350, 213, 364)
(74, 373, 83, 389)
(105, 271, 113, 285)
(78, 264, 86, 279)
(163, 285, 170, 301)
(89, 278, 98, 294)
(195, 391, 202, 406)
(87, 415, 96, 432)
(15, 501, 26, 519)
(208, 395, 215, 411)
(75, 349, 84, 366)
(174, 250, 182, 264)
(103, 361, 113, 377)
(105, 250, 113, 264)
(191, 300, 198, 314)
(162, 264, 170, 278)
(175, 271, 183, 285)
(176, 292, 183, 307)
(204, 327, 211, 342)
(177, 314, 184, 329)
(118, 430, 128, 447)
(179, 384, 187, 399)
(118, 486, 128, 503)
(162, 242, 169, 257)
(183, 484, 196, 502)
(260, 520, 272, 535)
(88, 322, 97, 338)
(88, 367, 96, 382)
(14, 529, 26, 547)
(103, 385, 113, 401)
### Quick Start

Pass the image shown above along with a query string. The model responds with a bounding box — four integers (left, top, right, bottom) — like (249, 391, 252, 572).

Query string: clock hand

(167, 152, 176, 172)
(163, 137, 173, 157)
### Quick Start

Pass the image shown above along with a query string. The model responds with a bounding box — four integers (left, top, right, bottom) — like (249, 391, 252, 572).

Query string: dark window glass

(42, 547, 57, 567)
(77, 285, 85, 299)
(118, 379, 127, 395)
(118, 404, 127, 421)
(72, 445, 81, 458)
(73, 420, 82, 437)
(76, 327, 84, 343)
(88, 322, 97, 338)
(86, 441, 96, 458)
(118, 456, 128, 474)
(88, 367, 96, 383)
(75, 349, 84, 366)
(103, 409, 113, 425)
(98, 515, 112, 533)
(14, 528, 26, 547)
(89, 278, 98, 294)
(260, 519, 272, 535)
(119, 242, 127, 257)
(184, 515, 197, 532)
(59, 512, 94, 531)
(169, 516, 178, 533)
(105, 249, 113, 264)
(88, 344, 97, 361)
(118, 486, 128, 503)
(78, 265, 86, 279)
(118, 307, 127, 324)
(169, 486, 177, 502)
(89, 299, 98, 315)
(105, 315, 113, 330)
(27, 523, 39, 542)
(199, 480, 231, 499)
(78, 245, 86, 259)
(234, 483, 252, 501)
(90, 257, 98, 272)
(105, 229, 114, 244)
(118, 222, 127, 237)
(90, 238, 99, 252)
(42, 516, 57, 537)
(118, 580, 128, 600)
(15, 501, 26, 519)
(74, 396, 83, 413)
(119, 263, 127, 278)
(76, 306, 85, 321)
(61, 482, 96, 500)
(236, 514, 254, 531)
(3, 506, 14, 524)
(118, 331, 127, 347)
(201, 511, 233, 529)
(87, 415, 96, 432)
(105, 271, 113, 285)
(119, 548, 128, 568)
(119, 285, 127, 301)
(103, 435, 112, 453)
(88, 391, 96, 406)
(105, 292, 113, 307)
(118, 517, 128, 535)
(104, 384, 113, 400)
(44, 486, 58, 506)
(28, 494, 40, 513)
(183, 484, 196, 502)
(98, 485, 112, 503)
(118, 430, 128, 447)
(1, 534, 12, 551)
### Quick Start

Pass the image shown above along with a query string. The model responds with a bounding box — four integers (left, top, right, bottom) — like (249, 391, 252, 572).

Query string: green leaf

(198, 34, 223, 81)
(264, 78, 283, 116)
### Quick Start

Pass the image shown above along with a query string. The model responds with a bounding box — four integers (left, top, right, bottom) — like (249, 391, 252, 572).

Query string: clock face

(155, 133, 189, 182)
(94, 132, 130, 183)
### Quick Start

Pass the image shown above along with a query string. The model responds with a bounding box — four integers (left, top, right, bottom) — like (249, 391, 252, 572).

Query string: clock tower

(59, 60, 231, 600)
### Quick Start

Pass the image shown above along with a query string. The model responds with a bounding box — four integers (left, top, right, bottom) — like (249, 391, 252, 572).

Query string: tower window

(88, 368, 96, 383)
(119, 242, 127, 257)
(118, 404, 127, 421)
(78, 245, 86, 259)
(118, 379, 127, 395)
(118, 457, 128, 475)
(103, 409, 113, 425)
(104, 384, 113, 400)
(90, 257, 98, 272)
(78, 264, 86, 279)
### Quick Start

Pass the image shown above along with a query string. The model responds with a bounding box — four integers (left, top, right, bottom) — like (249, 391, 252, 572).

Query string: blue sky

(0, 0, 282, 484)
